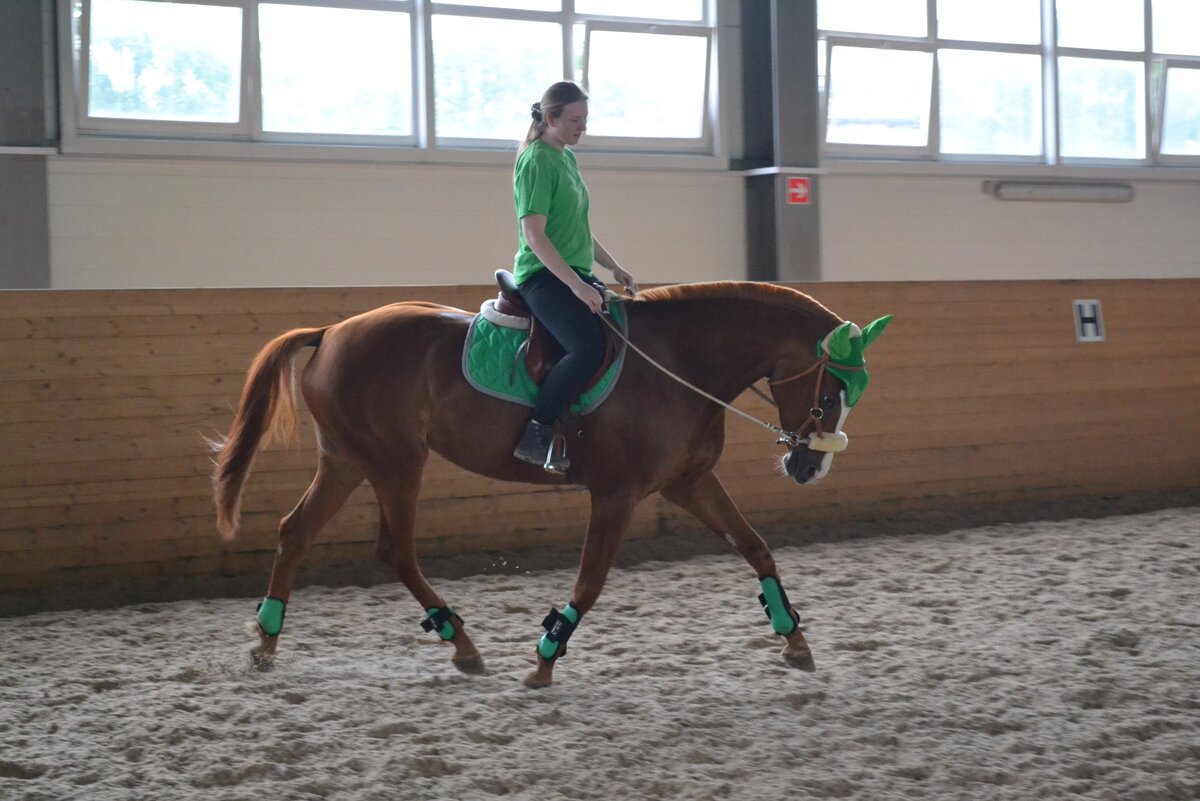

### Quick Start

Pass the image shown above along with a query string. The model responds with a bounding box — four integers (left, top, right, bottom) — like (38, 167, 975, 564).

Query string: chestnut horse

(212, 282, 890, 687)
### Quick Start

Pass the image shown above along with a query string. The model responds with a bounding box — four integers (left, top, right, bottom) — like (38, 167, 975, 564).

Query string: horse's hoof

(783, 648, 816, 672)
(452, 654, 487, 675)
(522, 671, 553, 689)
(250, 647, 276, 671)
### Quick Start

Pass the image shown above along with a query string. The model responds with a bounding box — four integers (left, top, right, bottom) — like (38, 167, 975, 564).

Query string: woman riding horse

(212, 281, 890, 688)
(510, 81, 638, 473)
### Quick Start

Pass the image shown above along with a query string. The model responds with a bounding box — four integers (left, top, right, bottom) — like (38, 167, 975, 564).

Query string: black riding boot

(514, 419, 570, 474)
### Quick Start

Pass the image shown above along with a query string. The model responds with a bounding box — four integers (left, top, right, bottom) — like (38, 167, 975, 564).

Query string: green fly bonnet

(820, 315, 893, 406)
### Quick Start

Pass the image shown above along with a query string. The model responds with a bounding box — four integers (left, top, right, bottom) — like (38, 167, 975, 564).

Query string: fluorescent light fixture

(982, 180, 1134, 203)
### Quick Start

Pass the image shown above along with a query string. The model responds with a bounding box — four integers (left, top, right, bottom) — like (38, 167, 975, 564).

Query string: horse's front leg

(661, 470, 815, 672)
(524, 492, 638, 689)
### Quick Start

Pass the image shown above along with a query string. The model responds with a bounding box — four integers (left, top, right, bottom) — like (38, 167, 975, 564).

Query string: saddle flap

(492, 269, 617, 392)
(524, 317, 566, 385)
(525, 314, 622, 393)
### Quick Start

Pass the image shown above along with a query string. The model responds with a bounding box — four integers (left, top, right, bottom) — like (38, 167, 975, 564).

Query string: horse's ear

(824, 322, 856, 360)
(860, 315, 893, 350)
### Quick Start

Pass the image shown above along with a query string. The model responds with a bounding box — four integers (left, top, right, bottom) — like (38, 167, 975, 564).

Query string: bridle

(750, 352, 863, 450)
(599, 304, 862, 452)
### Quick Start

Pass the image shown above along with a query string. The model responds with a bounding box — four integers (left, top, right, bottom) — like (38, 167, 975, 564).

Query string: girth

(493, 269, 622, 389)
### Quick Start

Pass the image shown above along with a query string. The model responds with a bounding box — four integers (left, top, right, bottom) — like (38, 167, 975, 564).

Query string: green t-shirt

(512, 139, 594, 284)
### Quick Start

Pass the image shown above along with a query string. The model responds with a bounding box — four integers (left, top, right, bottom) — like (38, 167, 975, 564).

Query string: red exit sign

(787, 176, 811, 205)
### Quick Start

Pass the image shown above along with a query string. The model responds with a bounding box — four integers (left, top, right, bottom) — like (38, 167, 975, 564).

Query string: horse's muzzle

(783, 447, 831, 485)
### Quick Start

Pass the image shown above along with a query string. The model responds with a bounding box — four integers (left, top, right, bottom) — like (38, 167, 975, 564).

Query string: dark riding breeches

(517, 268, 607, 425)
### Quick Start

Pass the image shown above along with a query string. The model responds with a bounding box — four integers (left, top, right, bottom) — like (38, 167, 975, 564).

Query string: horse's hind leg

(372, 464, 485, 675)
(250, 449, 364, 665)
(661, 470, 815, 672)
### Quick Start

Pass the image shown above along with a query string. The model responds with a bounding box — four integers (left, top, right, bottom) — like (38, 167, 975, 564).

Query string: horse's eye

(822, 394, 837, 409)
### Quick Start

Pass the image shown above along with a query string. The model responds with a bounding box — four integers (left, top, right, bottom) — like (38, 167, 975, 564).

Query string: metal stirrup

(544, 432, 569, 473)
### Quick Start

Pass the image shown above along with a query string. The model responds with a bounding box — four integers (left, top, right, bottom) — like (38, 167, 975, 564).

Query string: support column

(740, 0, 821, 282)
(1, 0, 57, 289)
(0, 157, 52, 288)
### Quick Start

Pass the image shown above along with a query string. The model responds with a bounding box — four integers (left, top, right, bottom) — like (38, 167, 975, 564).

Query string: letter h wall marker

(1073, 299, 1105, 343)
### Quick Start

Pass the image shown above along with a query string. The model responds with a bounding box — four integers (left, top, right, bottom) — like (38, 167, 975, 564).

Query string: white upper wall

(47, 155, 1200, 288)
(822, 171, 1200, 281)
(46, 156, 747, 288)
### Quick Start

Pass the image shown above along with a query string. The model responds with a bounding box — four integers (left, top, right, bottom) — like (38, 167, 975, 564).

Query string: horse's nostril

(805, 465, 819, 480)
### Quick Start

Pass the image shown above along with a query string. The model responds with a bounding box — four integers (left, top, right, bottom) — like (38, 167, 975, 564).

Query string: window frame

(254, 0, 420, 147)
(935, 46, 1045, 161)
(1055, 49, 1150, 167)
(579, 21, 715, 155)
(58, 0, 723, 166)
(423, 3, 567, 151)
(821, 37, 938, 160)
(76, 0, 253, 138)
(1155, 59, 1200, 164)
(817, 0, 1200, 168)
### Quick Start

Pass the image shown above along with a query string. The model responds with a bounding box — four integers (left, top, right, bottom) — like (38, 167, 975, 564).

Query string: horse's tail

(211, 326, 326, 542)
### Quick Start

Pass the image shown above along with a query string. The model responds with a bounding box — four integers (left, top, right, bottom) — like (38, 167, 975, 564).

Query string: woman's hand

(593, 236, 638, 296)
(610, 265, 639, 295)
(571, 278, 605, 314)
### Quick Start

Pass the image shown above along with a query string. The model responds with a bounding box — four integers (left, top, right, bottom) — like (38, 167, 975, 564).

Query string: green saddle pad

(462, 300, 627, 416)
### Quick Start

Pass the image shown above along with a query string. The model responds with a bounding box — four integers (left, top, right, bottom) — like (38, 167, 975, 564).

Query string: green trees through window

(86, 0, 241, 123)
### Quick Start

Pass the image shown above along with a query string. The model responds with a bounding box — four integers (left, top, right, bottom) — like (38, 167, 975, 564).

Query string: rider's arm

(593, 235, 638, 293)
(521, 214, 604, 312)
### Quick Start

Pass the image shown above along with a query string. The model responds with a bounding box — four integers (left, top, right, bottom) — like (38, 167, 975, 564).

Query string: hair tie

(530, 102, 543, 121)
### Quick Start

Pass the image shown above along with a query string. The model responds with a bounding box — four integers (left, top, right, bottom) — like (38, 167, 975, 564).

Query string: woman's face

(547, 100, 588, 148)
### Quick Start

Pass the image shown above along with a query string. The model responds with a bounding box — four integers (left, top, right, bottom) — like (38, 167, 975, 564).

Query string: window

(939, 50, 1042, 156)
(1153, 0, 1200, 56)
(1161, 64, 1200, 156)
(431, 15, 561, 143)
(819, 0, 1200, 165)
(818, 0, 926, 38)
(1058, 57, 1145, 160)
(259, 4, 413, 138)
(826, 47, 932, 149)
(937, 0, 1039, 45)
(583, 29, 709, 140)
(67, 0, 717, 158)
(429, 2, 714, 150)
(575, 0, 703, 21)
(85, 0, 242, 126)
(1056, 0, 1144, 52)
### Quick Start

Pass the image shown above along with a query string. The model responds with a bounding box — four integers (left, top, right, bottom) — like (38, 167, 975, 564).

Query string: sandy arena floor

(1, 506, 1198, 801)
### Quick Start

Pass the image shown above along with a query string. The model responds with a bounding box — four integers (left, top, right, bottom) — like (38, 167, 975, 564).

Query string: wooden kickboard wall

(2, 280, 1198, 602)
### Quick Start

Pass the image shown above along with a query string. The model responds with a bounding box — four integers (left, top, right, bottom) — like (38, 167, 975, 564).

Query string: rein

(598, 302, 861, 450)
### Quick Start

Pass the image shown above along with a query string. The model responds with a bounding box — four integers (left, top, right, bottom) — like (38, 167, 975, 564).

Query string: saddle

(491, 270, 623, 390)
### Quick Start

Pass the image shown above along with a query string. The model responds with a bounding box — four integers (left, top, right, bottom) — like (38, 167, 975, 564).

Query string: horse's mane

(637, 281, 838, 319)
